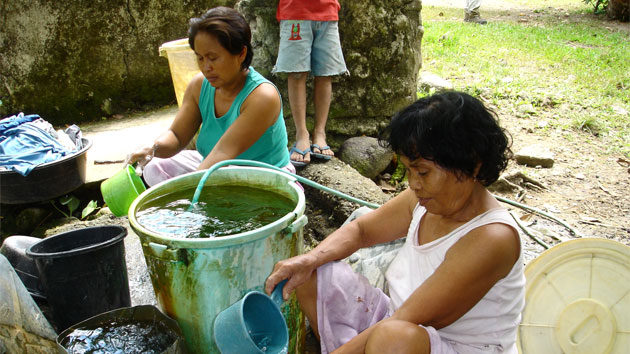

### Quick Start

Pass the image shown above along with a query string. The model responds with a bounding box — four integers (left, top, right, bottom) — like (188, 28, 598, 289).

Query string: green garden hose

(191, 159, 581, 241)
(493, 195, 584, 238)
(190, 159, 381, 209)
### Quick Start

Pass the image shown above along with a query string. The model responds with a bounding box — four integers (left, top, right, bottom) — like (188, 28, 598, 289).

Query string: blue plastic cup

(213, 280, 289, 354)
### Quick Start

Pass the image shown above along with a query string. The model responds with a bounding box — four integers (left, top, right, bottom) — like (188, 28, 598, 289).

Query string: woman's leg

(315, 262, 391, 353)
(367, 321, 458, 354)
(142, 150, 202, 186)
(296, 270, 320, 339)
(366, 320, 430, 354)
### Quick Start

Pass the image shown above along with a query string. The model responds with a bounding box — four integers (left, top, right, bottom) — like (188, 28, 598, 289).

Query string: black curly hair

(379, 91, 512, 186)
(188, 7, 253, 70)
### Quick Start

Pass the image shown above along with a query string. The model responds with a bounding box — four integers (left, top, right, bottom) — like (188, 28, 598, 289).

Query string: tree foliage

(583, 0, 609, 14)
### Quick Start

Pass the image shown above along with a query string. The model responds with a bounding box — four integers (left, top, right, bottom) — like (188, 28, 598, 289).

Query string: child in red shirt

(273, 0, 348, 167)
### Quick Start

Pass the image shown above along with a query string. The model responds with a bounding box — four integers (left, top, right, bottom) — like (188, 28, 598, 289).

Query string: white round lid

(518, 238, 630, 354)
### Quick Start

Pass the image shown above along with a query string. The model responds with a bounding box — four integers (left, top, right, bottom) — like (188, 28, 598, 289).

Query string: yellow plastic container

(517, 238, 630, 354)
(159, 38, 200, 107)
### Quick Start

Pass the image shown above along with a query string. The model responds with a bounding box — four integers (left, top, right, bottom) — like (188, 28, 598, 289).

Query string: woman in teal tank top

(126, 7, 292, 186)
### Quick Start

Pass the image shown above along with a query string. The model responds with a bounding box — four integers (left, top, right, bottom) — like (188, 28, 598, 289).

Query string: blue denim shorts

(273, 20, 348, 77)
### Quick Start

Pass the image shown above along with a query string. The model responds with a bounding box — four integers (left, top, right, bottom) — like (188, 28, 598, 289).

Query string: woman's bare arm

(332, 220, 520, 353)
(265, 188, 418, 298)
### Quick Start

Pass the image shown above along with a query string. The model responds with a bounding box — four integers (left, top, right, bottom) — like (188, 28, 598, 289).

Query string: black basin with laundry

(0, 138, 92, 204)
(0, 113, 92, 204)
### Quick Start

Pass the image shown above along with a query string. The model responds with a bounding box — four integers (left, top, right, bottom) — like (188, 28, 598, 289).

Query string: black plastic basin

(0, 138, 92, 204)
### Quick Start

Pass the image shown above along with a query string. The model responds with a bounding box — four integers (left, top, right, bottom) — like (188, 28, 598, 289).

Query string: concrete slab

(82, 106, 176, 184)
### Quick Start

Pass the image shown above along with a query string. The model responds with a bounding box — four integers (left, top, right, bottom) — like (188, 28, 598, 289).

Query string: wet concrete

(81, 105, 175, 185)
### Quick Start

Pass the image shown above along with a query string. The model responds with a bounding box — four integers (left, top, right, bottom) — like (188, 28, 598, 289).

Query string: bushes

(583, 0, 609, 13)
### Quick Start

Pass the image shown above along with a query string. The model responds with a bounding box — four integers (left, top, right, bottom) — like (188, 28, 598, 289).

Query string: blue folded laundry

(0, 113, 74, 176)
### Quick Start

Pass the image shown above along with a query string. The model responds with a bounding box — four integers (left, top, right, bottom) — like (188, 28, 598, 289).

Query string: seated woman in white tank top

(265, 91, 525, 354)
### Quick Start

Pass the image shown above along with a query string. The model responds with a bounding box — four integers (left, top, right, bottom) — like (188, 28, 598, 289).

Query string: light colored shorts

(316, 261, 459, 354)
(142, 150, 296, 187)
(273, 20, 348, 77)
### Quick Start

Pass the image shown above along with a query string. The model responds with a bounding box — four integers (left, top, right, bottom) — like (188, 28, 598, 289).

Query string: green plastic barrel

(128, 166, 307, 354)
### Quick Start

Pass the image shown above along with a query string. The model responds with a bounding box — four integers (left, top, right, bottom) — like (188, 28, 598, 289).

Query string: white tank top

(385, 205, 525, 353)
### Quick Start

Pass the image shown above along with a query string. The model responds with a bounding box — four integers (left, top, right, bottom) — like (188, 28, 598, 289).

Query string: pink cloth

(316, 261, 458, 354)
(142, 149, 297, 187)
(143, 150, 202, 186)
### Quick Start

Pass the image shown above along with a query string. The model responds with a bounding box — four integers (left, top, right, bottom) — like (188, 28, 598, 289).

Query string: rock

(418, 71, 453, 91)
(1, 0, 205, 124)
(297, 158, 392, 242)
(14, 208, 51, 235)
(612, 105, 628, 116)
(515, 145, 555, 168)
(439, 31, 451, 42)
(488, 177, 524, 194)
(517, 103, 536, 114)
(338, 137, 394, 179)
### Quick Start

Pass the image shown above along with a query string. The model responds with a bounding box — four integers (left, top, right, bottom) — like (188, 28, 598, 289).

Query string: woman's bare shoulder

(241, 82, 281, 118)
(182, 73, 205, 104)
(249, 81, 281, 102)
(455, 221, 520, 272)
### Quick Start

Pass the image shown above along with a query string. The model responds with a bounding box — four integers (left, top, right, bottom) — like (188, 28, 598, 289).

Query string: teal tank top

(196, 67, 290, 168)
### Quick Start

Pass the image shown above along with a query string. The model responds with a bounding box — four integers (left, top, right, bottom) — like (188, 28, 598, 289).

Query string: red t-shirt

(276, 0, 341, 21)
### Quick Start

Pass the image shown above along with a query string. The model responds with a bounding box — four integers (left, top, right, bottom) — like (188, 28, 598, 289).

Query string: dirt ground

(417, 0, 630, 251)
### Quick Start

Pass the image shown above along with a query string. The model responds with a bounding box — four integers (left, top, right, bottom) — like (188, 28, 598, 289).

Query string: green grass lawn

(419, 0, 630, 156)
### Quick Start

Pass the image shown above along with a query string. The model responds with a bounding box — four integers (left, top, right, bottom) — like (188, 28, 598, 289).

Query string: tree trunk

(607, 0, 630, 22)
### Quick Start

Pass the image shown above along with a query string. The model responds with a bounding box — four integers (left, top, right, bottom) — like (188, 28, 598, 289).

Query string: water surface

(136, 185, 294, 238)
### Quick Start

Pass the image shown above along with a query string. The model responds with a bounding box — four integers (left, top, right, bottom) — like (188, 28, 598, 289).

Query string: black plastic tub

(26, 225, 131, 332)
(56, 305, 185, 354)
(0, 137, 92, 204)
(0, 235, 46, 297)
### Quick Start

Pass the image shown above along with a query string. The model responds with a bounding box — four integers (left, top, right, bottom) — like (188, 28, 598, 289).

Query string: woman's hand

(265, 253, 318, 300)
(124, 143, 156, 175)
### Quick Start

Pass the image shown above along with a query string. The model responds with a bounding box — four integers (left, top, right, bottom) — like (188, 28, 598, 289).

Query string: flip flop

(310, 144, 333, 160)
(289, 143, 310, 167)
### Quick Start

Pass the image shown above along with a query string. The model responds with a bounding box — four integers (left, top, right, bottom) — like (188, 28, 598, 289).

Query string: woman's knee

(142, 159, 166, 187)
(366, 319, 430, 354)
